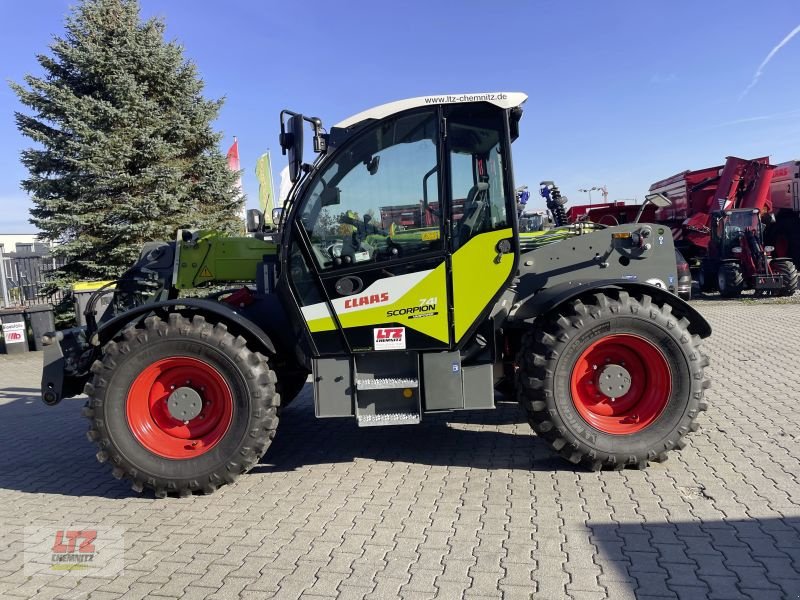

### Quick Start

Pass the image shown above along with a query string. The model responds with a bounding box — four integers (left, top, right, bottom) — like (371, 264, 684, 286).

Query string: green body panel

(174, 231, 277, 289)
(451, 228, 515, 341)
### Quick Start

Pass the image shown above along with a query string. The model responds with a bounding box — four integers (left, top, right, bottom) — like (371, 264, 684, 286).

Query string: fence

(0, 249, 66, 309)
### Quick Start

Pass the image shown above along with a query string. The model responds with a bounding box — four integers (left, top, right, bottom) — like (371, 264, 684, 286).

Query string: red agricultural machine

(649, 156, 797, 297)
(766, 159, 800, 267)
(567, 200, 656, 227)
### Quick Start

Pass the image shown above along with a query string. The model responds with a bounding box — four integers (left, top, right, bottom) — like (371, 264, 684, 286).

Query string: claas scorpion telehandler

(41, 93, 711, 497)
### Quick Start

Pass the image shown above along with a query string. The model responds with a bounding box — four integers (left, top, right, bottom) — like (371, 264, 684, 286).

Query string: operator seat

(457, 181, 489, 248)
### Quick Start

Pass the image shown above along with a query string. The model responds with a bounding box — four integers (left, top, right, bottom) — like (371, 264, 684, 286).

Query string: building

(0, 233, 49, 255)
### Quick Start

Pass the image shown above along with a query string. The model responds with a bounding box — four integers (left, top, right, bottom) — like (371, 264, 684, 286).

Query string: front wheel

(517, 292, 709, 470)
(771, 259, 798, 297)
(718, 263, 744, 298)
(83, 313, 279, 497)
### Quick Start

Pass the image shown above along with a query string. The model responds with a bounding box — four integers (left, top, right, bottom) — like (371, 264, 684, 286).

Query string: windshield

(299, 111, 442, 269)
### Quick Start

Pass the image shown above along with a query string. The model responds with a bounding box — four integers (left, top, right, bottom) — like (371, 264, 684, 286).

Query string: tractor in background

(650, 156, 797, 297)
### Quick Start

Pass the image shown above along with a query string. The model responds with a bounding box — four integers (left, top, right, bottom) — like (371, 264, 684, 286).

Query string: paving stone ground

(0, 298, 799, 599)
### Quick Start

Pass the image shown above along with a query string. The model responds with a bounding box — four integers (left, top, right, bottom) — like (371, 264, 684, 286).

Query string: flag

(226, 137, 241, 173)
(255, 152, 275, 223)
(226, 137, 245, 223)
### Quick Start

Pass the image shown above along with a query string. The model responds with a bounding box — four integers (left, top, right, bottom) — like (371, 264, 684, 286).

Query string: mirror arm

(634, 201, 649, 224)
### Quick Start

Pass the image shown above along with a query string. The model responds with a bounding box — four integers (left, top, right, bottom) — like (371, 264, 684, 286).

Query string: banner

(255, 152, 275, 223)
(226, 137, 245, 225)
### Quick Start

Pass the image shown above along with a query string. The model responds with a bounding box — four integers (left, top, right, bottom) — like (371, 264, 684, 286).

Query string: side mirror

(280, 113, 305, 184)
(246, 209, 263, 233)
(635, 192, 673, 223)
(644, 192, 672, 208)
(271, 207, 284, 226)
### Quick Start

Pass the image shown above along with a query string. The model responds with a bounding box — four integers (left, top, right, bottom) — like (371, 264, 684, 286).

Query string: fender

(96, 298, 277, 354)
(509, 279, 712, 338)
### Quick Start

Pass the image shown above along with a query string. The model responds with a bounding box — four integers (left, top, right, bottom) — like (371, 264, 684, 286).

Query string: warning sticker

(2, 321, 26, 345)
(199, 266, 213, 278)
(373, 327, 406, 351)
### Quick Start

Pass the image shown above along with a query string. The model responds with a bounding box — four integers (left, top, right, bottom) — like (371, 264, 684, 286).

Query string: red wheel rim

(126, 357, 233, 459)
(570, 334, 671, 434)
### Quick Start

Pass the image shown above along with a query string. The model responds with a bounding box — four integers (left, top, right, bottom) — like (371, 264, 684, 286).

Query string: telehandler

(41, 93, 711, 497)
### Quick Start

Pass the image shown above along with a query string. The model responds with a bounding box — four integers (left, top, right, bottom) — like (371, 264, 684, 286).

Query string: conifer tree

(11, 0, 242, 288)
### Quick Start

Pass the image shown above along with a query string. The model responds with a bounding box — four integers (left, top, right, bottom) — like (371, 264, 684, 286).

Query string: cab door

(288, 109, 452, 355)
(444, 103, 517, 345)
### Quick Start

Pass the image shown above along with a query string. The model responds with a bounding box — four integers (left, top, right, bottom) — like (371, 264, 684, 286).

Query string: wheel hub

(597, 364, 632, 398)
(126, 356, 233, 459)
(569, 334, 672, 435)
(167, 386, 203, 421)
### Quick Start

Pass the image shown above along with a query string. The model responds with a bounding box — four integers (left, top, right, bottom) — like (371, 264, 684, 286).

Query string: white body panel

(335, 92, 528, 129)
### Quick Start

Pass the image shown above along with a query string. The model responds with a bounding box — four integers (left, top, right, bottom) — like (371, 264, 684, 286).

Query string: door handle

(495, 238, 513, 263)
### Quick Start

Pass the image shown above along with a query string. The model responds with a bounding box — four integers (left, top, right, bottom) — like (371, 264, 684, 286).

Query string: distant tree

(11, 0, 242, 289)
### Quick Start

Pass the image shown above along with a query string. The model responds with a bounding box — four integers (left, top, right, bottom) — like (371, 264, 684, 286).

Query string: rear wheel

(83, 313, 279, 497)
(771, 259, 798, 296)
(517, 292, 709, 470)
(717, 263, 744, 298)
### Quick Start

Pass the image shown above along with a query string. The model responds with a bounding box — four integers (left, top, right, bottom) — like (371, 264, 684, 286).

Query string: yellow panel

(451, 228, 514, 342)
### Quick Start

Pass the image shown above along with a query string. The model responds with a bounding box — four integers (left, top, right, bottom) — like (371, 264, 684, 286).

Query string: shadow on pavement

(0, 387, 139, 499)
(253, 388, 568, 474)
(590, 517, 800, 599)
(0, 383, 565, 499)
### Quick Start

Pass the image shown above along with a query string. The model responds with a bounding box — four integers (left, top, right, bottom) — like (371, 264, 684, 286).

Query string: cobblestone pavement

(0, 299, 799, 599)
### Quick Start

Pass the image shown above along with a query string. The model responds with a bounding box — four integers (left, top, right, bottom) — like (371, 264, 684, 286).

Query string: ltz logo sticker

(374, 327, 406, 350)
(24, 526, 124, 577)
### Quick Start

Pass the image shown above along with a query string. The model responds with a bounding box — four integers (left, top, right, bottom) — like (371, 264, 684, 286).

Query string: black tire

(83, 313, 279, 497)
(517, 291, 709, 470)
(698, 262, 717, 293)
(771, 259, 798, 297)
(717, 263, 744, 298)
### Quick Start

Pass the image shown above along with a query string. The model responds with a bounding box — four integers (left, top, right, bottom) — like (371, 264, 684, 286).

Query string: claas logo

(344, 292, 389, 309)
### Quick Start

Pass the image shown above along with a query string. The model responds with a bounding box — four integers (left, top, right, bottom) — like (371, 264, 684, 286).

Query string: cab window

(300, 111, 442, 270)
(447, 105, 509, 249)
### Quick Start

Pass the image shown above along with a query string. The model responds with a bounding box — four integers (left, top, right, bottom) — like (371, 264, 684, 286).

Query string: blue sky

(2, 0, 800, 232)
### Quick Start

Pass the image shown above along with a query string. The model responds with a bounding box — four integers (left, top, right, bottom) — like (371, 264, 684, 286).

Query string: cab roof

(334, 92, 528, 129)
